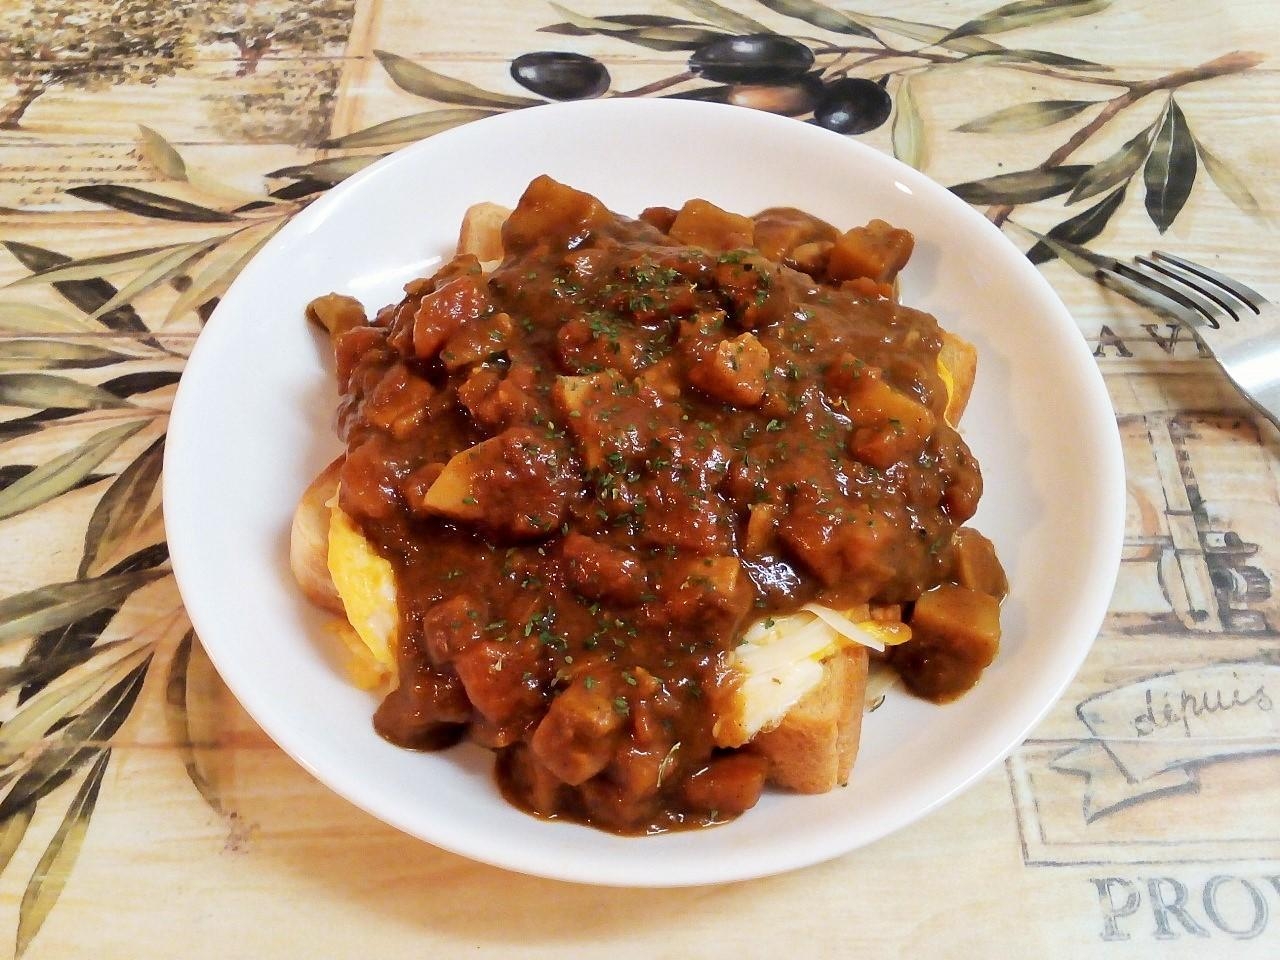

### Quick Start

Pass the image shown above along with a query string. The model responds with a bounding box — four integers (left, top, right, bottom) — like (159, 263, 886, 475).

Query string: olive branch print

(266, 0, 1267, 266)
(0, 0, 1268, 953)
(0, 125, 308, 955)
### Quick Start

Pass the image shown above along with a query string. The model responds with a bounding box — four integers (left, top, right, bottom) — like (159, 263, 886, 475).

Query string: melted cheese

(713, 605, 909, 747)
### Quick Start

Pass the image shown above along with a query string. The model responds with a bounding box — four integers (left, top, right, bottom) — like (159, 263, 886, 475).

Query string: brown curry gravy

(322, 176, 1004, 834)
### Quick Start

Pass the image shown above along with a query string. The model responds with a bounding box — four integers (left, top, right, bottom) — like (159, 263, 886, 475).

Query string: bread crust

(457, 202, 511, 263)
(289, 457, 343, 614)
(940, 330, 977, 426)
(754, 645, 870, 793)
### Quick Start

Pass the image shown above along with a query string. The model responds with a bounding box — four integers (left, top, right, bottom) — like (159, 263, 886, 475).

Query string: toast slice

(752, 645, 870, 793)
(289, 457, 343, 614)
(457, 202, 512, 263)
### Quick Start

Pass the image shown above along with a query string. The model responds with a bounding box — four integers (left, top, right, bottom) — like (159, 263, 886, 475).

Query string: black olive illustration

(688, 34, 815, 85)
(813, 77, 893, 134)
(726, 74, 823, 116)
(510, 52, 610, 101)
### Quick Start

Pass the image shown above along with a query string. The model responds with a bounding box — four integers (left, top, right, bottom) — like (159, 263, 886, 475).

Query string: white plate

(165, 98, 1124, 887)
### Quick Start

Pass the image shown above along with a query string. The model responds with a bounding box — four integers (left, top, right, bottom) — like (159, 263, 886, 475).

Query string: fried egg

(326, 499, 397, 689)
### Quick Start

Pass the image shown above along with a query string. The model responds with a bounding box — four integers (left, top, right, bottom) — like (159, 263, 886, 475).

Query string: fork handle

(1219, 340, 1280, 432)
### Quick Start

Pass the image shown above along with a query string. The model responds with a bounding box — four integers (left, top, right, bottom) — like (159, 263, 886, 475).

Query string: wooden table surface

(1, 1, 1277, 956)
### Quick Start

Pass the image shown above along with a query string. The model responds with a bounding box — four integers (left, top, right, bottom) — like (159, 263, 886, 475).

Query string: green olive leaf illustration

(1026, 184, 1127, 264)
(0, 638, 131, 697)
(3, 244, 182, 288)
(80, 435, 165, 578)
(0, 341, 133, 373)
(0, 419, 53, 446)
(600, 24, 726, 51)
(15, 606, 119, 706)
(86, 235, 227, 321)
(0, 754, 83, 829)
(0, 808, 34, 878)
(0, 663, 148, 827)
(957, 98, 1097, 133)
(942, 36, 1005, 54)
(1067, 121, 1157, 204)
(961, 48, 1108, 70)
(98, 370, 182, 400)
(670, 0, 771, 34)
(0, 465, 107, 496)
(541, 13, 698, 31)
(373, 50, 540, 108)
(136, 125, 188, 181)
(66, 185, 235, 223)
(942, 0, 1111, 42)
(844, 12, 1002, 52)
(1143, 99, 1197, 233)
(1013, 224, 1115, 281)
(0, 660, 147, 819)
(1, 242, 149, 336)
(1193, 135, 1267, 222)
(545, 3, 673, 34)
(948, 164, 1089, 204)
(891, 74, 926, 171)
(164, 631, 225, 814)
(13, 546, 167, 702)
(15, 748, 113, 958)
(108, 535, 168, 575)
(752, 0, 878, 39)
(0, 465, 40, 493)
(261, 179, 330, 204)
(316, 108, 497, 150)
(0, 643, 150, 768)
(0, 373, 134, 411)
(270, 154, 388, 180)
(165, 220, 284, 326)
(0, 420, 149, 523)
(0, 304, 96, 336)
(542, 6, 724, 50)
(139, 125, 266, 208)
(0, 569, 164, 646)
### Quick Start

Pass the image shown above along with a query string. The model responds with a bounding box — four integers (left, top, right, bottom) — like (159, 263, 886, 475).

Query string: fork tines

(1096, 251, 1266, 330)
(1095, 250, 1280, 431)
(1150, 252, 1265, 313)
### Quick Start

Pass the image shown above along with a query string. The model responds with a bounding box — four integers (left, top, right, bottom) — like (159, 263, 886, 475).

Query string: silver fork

(1095, 251, 1280, 430)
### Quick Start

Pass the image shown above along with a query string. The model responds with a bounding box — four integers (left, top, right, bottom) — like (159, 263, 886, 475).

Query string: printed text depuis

(1132, 682, 1274, 738)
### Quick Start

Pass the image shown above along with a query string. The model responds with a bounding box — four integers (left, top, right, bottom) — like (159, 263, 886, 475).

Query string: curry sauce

(313, 176, 1005, 834)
